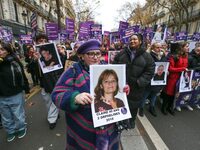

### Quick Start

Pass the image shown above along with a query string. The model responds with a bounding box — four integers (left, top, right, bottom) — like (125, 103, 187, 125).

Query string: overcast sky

(94, 0, 146, 31)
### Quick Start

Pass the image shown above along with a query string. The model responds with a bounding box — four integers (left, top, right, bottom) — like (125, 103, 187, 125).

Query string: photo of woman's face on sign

(90, 64, 131, 128)
(151, 62, 169, 85)
(94, 69, 125, 112)
(36, 43, 63, 74)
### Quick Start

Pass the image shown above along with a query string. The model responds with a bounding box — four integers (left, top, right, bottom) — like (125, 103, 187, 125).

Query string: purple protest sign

(90, 24, 102, 41)
(192, 32, 200, 41)
(0, 28, 13, 42)
(118, 21, 129, 33)
(175, 70, 200, 107)
(68, 32, 75, 41)
(78, 21, 94, 40)
(45, 23, 58, 40)
(175, 32, 188, 41)
(110, 31, 120, 43)
(142, 27, 154, 44)
(190, 71, 200, 105)
(20, 34, 33, 44)
(66, 18, 75, 34)
(59, 33, 67, 43)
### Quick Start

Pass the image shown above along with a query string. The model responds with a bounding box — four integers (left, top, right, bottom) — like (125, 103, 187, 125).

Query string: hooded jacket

(0, 55, 30, 97)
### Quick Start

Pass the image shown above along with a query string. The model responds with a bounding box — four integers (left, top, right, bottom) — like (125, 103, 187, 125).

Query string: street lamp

(21, 10, 27, 34)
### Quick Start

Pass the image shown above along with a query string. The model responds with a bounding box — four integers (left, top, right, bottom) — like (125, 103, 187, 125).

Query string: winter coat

(51, 62, 120, 149)
(113, 47, 155, 109)
(188, 50, 200, 71)
(0, 55, 30, 97)
(164, 55, 188, 96)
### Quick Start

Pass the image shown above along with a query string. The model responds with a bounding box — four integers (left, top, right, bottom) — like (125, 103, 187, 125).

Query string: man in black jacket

(113, 34, 155, 128)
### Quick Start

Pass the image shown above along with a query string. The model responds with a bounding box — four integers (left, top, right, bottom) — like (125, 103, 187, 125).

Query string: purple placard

(20, 34, 33, 44)
(78, 21, 94, 40)
(118, 21, 129, 33)
(68, 32, 75, 41)
(192, 32, 200, 41)
(66, 18, 75, 34)
(59, 33, 67, 43)
(110, 31, 120, 43)
(142, 27, 154, 44)
(90, 24, 102, 41)
(0, 27, 13, 42)
(190, 71, 200, 105)
(45, 23, 58, 40)
(175, 70, 200, 107)
(175, 32, 188, 41)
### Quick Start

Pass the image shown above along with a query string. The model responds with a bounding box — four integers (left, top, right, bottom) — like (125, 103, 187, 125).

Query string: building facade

(0, 0, 76, 39)
(129, 0, 200, 34)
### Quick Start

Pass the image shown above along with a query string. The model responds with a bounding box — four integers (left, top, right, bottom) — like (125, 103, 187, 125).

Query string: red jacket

(164, 55, 188, 96)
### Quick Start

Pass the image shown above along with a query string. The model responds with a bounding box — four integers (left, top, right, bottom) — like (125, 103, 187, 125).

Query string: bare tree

(147, 0, 197, 32)
(116, 2, 135, 22)
(56, 0, 61, 30)
(47, 0, 61, 30)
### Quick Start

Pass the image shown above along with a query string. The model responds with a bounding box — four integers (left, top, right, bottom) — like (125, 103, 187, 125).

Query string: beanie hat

(77, 39, 101, 54)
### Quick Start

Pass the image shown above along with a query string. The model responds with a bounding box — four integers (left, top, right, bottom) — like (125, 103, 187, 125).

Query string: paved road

(144, 102, 200, 150)
(0, 90, 66, 150)
(0, 88, 149, 150)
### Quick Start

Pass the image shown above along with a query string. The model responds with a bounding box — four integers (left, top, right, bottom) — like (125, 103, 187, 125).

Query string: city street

(145, 101, 200, 150)
(0, 88, 66, 150)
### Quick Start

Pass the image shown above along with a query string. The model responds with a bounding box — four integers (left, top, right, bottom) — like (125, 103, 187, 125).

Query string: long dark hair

(170, 42, 188, 62)
(94, 69, 119, 103)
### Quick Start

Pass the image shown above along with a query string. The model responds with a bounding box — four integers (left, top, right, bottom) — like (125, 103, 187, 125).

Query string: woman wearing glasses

(94, 69, 124, 112)
(51, 39, 129, 149)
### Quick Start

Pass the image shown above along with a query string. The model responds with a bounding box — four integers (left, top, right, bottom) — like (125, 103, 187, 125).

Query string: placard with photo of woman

(151, 62, 169, 85)
(90, 64, 131, 128)
(35, 43, 63, 74)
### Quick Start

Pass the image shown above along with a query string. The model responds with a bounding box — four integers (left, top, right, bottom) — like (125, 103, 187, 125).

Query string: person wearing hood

(0, 42, 30, 142)
(113, 34, 155, 128)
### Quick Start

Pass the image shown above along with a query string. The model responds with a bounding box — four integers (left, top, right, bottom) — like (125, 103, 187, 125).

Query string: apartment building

(0, 0, 75, 38)
(129, 0, 200, 34)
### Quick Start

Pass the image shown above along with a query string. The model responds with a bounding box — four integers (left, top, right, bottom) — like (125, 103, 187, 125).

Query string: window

(8, 0, 16, 21)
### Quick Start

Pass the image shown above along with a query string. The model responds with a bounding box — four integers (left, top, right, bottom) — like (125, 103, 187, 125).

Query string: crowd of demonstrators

(0, 42, 30, 142)
(139, 42, 167, 117)
(51, 39, 129, 149)
(113, 34, 155, 128)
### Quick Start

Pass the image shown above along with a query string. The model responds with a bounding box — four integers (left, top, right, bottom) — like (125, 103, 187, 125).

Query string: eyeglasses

(86, 52, 101, 58)
(103, 80, 117, 85)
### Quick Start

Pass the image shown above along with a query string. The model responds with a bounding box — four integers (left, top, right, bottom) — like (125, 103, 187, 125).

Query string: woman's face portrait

(157, 65, 164, 76)
(82, 50, 101, 66)
(183, 43, 189, 53)
(0, 45, 9, 58)
(41, 50, 52, 61)
(101, 75, 117, 95)
(129, 35, 141, 49)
